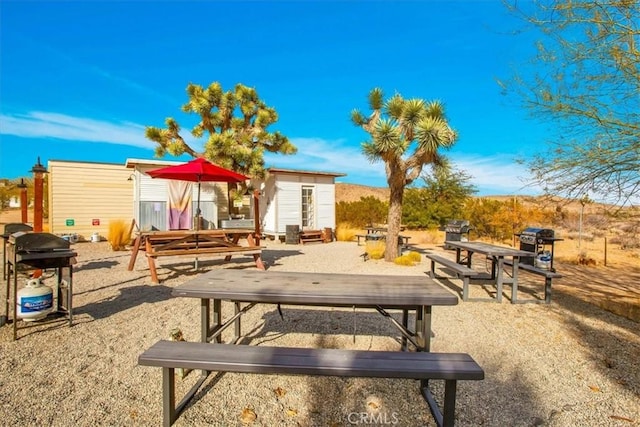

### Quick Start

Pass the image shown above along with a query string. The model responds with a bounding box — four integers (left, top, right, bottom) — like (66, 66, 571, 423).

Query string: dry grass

(335, 223, 359, 242)
(364, 240, 385, 259)
(107, 219, 132, 251)
(394, 251, 422, 266)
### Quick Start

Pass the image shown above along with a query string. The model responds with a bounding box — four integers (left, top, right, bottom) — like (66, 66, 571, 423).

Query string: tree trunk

(384, 182, 404, 261)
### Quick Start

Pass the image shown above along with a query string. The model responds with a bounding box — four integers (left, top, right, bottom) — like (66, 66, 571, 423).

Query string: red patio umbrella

(147, 157, 248, 230)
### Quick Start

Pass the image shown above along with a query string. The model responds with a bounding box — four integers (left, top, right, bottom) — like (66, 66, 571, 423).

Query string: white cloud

(0, 111, 155, 148)
(265, 137, 387, 183)
(452, 154, 542, 195)
(266, 138, 541, 195)
(0, 111, 541, 196)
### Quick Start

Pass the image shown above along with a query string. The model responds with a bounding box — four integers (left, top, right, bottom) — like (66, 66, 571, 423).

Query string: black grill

(444, 220, 471, 249)
(4, 231, 77, 340)
(8, 232, 77, 269)
(2, 223, 33, 238)
(516, 227, 562, 270)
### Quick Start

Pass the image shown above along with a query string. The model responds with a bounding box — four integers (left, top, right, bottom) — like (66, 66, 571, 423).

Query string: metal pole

(579, 203, 584, 248)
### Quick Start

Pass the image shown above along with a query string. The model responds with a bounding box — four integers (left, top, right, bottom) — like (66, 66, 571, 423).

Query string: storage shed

(260, 168, 345, 241)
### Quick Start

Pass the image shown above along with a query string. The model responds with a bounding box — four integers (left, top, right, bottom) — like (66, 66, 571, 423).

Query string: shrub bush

(108, 219, 132, 251)
(394, 255, 416, 266)
(407, 251, 422, 263)
(335, 222, 358, 242)
(365, 241, 385, 259)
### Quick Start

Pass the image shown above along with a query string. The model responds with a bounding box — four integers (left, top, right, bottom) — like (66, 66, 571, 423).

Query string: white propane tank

(17, 279, 53, 322)
(535, 251, 552, 270)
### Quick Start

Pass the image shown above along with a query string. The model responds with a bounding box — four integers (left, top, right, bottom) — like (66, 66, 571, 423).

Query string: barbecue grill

(516, 227, 562, 271)
(4, 232, 77, 340)
(2, 223, 34, 281)
(444, 220, 472, 249)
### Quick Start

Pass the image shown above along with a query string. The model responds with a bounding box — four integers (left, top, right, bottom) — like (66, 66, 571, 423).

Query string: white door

(301, 186, 315, 229)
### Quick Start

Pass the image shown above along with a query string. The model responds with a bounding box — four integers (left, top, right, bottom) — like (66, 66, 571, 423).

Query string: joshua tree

(352, 88, 458, 260)
(145, 82, 297, 211)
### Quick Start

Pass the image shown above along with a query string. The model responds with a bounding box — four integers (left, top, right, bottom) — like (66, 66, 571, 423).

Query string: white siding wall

(260, 176, 278, 235)
(276, 175, 302, 234)
(315, 178, 335, 229)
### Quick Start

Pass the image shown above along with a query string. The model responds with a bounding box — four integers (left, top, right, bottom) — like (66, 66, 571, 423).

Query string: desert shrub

(336, 196, 388, 228)
(335, 222, 358, 242)
(365, 240, 385, 259)
(585, 214, 609, 229)
(566, 231, 595, 242)
(609, 235, 640, 250)
(108, 219, 132, 251)
(394, 255, 417, 266)
(576, 251, 597, 266)
(418, 229, 443, 244)
(407, 251, 422, 263)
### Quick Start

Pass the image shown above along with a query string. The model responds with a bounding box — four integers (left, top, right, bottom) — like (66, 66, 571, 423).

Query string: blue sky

(0, 1, 549, 196)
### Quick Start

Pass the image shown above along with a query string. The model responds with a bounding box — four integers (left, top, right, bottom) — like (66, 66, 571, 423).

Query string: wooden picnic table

(365, 226, 388, 234)
(127, 229, 265, 283)
(444, 240, 533, 303)
(142, 270, 479, 427)
(172, 269, 458, 352)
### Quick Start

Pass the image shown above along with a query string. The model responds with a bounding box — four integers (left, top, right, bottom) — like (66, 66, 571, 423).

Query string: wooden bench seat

(299, 230, 324, 244)
(503, 260, 562, 304)
(139, 340, 484, 427)
(139, 231, 265, 283)
(147, 245, 263, 258)
(425, 253, 478, 301)
(355, 233, 384, 245)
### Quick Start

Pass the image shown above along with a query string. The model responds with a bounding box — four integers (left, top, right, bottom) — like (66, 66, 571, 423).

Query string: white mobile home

(47, 160, 134, 240)
(47, 159, 344, 241)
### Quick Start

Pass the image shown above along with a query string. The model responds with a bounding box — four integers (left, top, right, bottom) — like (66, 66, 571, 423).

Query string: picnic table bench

(503, 260, 563, 304)
(425, 253, 480, 301)
(127, 229, 265, 283)
(139, 340, 484, 427)
(299, 229, 324, 244)
(356, 233, 411, 248)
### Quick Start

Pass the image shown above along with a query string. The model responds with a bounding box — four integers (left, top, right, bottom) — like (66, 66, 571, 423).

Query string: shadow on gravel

(74, 284, 173, 320)
(73, 260, 119, 271)
(549, 290, 640, 399)
(260, 248, 304, 267)
(246, 308, 546, 426)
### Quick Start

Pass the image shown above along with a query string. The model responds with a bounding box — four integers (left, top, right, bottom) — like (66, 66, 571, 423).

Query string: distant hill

(335, 183, 389, 203)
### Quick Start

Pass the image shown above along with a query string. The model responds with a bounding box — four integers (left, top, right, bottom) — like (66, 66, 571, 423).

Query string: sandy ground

(0, 238, 638, 426)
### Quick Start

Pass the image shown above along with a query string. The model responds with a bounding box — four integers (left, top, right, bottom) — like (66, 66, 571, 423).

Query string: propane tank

(17, 278, 53, 322)
(535, 251, 552, 271)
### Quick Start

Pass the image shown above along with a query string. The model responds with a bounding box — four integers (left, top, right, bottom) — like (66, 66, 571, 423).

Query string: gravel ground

(1, 240, 638, 426)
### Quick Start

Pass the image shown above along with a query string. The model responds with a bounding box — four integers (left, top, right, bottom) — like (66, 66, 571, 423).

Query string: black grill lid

(2, 223, 33, 238)
(520, 227, 554, 239)
(9, 232, 71, 252)
(445, 220, 471, 232)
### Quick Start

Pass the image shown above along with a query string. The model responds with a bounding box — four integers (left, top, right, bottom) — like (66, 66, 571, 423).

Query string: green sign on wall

(65, 219, 75, 226)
